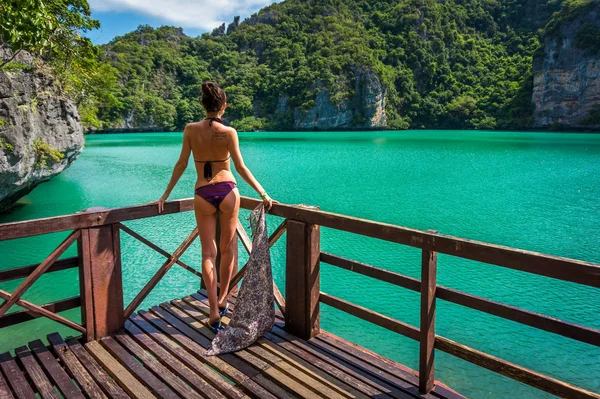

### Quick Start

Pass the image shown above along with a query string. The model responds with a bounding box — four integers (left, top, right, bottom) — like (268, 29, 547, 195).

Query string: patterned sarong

(206, 203, 275, 356)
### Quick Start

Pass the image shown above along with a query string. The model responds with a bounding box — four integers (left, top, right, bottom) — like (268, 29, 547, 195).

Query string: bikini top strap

(194, 156, 230, 163)
(205, 117, 224, 126)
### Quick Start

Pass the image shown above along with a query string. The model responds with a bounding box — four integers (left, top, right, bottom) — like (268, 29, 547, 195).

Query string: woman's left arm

(157, 126, 191, 213)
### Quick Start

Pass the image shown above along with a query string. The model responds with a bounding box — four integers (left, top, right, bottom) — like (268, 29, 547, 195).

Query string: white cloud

(89, 0, 276, 31)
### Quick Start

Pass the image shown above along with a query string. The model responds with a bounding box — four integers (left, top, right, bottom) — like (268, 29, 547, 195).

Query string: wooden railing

(0, 197, 599, 398)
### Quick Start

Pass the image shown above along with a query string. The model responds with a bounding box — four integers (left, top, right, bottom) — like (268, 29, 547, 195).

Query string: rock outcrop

(0, 48, 84, 211)
(532, 3, 600, 129)
(289, 69, 387, 130)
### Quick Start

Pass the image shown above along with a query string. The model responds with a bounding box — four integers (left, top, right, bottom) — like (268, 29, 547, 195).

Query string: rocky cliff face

(289, 69, 387, 130)
(0, 49, 84, 211)
(533, 4, 600, 129)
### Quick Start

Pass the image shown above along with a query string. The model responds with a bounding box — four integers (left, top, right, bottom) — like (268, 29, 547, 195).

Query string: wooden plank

(66, 338, 130, 399)
(0, 230, 80, 318)
(175, 297, 347, 399)
(248, 344, 344, 399)
(303, 334, 428, 399)
(265, 325, 413, 399)
(0, 364, 14, 399)
(141, 307, 270, 399)
(320, 292, 420, 341)
(0, 257, 78, 283)
(0, 297, 80, 329)
(118, 223, 201, 278)
(99, 337, 178, 399)
(124, 227, 198, 319)
(193, 291, 415, 399)
(419, 249, 437, 393)
(196, 291, 432, 398)
(127, 313, 239, 399)
(123, 320, 218, 398)
(28, 340, 85, 399)
(435, 336, 600, 399)
(0, 199, 195, 241)
(262, 331, 373, 399)
(47, 333, 107, 399)
(0, 352, 35, 399)
(323, 252, 600, 347)
(315, 332, 465, 399)
(15, 346, 60, 399)
(161, 300, 315, 399)
(0, 290, 85, 333)
(239, 197, 600, 288)
(286, 220, 320, 340)
(85, 341, 156, 399)
(167, 299, 297, 399)
(113, 331, 205, 399)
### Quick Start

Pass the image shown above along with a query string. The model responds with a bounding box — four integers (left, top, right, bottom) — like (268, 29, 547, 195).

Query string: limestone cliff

(533, 3, 600, 129)
(288, 69, 387, 130)
(0, 49, 84, 211)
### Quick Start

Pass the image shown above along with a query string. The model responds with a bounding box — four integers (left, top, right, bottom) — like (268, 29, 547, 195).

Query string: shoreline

(85, 126, 600, 135)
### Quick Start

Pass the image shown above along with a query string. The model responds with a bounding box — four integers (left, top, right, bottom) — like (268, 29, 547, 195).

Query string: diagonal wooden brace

(0, 289, 85, 333)
(124, 227, 199, 319)
(118, 223, 201, 278)
(0, 230, 80, 318)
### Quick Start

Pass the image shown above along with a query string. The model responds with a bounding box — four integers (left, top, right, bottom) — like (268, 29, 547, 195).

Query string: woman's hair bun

(201, 81, 226, 112)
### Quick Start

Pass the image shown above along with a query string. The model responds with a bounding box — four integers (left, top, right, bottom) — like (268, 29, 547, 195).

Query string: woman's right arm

(228, 128, 273, 209)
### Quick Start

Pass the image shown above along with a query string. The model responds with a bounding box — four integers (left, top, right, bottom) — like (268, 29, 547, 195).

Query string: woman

(157, 81, 274, 332)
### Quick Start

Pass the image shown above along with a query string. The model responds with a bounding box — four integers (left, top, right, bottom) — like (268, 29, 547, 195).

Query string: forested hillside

(95, 0, 599, 131)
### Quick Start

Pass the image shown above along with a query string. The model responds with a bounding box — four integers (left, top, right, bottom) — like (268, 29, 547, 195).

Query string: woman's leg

(216, 188, 240, 307)
(194, 197, 220, 324)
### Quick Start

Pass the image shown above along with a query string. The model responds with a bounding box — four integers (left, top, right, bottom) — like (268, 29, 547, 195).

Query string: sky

(86, 0, 279, 44)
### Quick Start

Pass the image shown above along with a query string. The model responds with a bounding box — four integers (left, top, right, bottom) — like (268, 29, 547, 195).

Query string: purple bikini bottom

(195, 181, 236, 209)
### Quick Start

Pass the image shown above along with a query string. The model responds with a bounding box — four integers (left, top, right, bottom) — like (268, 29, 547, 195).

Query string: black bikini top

(195, 117, 229, 180)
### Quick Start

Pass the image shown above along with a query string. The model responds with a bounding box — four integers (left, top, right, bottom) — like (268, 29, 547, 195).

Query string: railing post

(78, 223, 124, 341)
(285, 220, 320, 339)
(419, 244, 437, 393)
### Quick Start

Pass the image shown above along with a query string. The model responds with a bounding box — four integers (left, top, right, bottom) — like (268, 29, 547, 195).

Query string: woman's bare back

(187, 120, 236, 188)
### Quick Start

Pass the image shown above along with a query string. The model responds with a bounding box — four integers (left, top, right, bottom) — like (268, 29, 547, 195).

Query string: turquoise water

(0, 130, 599, 398)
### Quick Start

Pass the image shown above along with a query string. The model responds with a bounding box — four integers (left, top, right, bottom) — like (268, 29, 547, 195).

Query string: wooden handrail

(321, 252, 600, 346)
(2, 197, 598, 287)
(239, 197, 600, 288)
(0, 199, 195, 241)
(320, 292, 600, 399)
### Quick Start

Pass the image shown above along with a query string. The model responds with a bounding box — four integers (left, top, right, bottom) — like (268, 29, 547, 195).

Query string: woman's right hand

(156, 194, 168, 213)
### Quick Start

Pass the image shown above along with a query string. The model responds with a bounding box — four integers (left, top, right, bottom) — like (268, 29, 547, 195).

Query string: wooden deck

(0, 290, 464, 399)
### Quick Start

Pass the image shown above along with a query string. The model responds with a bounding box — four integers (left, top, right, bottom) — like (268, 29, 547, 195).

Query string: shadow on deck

(0, 290, 464, 399)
